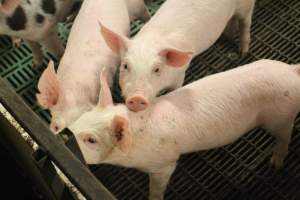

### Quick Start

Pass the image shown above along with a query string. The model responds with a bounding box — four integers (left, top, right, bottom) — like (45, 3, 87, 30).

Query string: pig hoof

(270, 155, 283, 171)
(141, 11, 151, 22)
(239, 48, 249, 57)
(12, 38, 22, 48)
(32, 61, 43, 70)
(66, 13, 77, 23)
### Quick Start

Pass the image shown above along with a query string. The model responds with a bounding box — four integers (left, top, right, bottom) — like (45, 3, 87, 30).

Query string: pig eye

(88, 137, 97, 144)
(153, 67, 160, 74)
(84, 136, 98, 144)
(123, 64, 129, 70)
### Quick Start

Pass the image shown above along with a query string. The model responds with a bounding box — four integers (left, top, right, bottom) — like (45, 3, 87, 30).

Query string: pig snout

(126, 94, 149, 112)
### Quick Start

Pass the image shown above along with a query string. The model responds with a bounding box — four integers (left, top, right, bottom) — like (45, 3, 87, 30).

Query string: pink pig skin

(70, 59, 300, 200)
(100, 0, 256, 112)
(37, 0, 150, 133)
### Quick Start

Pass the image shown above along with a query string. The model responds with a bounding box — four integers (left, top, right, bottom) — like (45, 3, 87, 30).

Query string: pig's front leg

(223, 16, 238, 41)
(11, 36, 22, 48)
(27, 41, 43, 69)
(139, 7, 151, 22)
(149, 163, 176, 200)
(236, 1, 255, 55)
(41, 30, 64, 60)
(128, 0, 151, 22)
(238, 15, 252, 55)
(270, 123, 293, 170)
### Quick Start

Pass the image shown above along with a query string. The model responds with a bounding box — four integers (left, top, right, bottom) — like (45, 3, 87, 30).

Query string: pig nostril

(129, 101, 134, 105)
(141, 102, 146, 105)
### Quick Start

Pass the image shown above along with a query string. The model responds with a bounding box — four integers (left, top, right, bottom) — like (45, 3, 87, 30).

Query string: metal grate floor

(1, 0, 300, 199)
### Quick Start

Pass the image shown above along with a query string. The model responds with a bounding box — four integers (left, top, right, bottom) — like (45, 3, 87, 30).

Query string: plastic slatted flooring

(1, 0, 300, 199)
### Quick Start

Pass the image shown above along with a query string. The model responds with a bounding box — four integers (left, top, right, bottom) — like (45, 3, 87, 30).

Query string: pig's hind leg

(235, 0, 255, 55)
(27, 41, 44, 69)
(40, 30, 64, 60)
(11, 36, 22, 48)
(128, 0, 151, 22)
(265, 116, 295, 170)
(223, 16, 239, 41)
(139, 7, 151, 22)
(149, 163, 176, 200)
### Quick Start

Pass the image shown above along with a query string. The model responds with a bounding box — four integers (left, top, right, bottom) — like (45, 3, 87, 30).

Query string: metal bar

(0, 111, 57, 200)
(0, 79, 116, 200)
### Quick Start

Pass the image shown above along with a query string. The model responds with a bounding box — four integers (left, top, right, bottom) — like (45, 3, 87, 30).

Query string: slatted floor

(0, 0, 300, 199)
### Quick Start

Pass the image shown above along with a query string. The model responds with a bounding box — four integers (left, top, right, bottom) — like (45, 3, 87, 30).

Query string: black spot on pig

(6, 6, 27, 31)
(41, 0, 56, 15)
(35, 13, 45, 24)
(26, 0, 31, 4)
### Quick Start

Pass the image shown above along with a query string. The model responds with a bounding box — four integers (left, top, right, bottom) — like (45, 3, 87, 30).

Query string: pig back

(57, 0, 131, 76)
(136, 0, 236, 53)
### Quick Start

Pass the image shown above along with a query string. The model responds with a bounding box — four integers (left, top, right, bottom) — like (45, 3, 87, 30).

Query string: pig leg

(11, 36, 22, 48)
(270, 123, 293, 170)
(128, 0, 151, 22)
(149, 164, 176, 200)
(27, 41, 44, 69)
(40, 31, 64, 60)
(223, 16, 238, 41)
(139, 7, 151, 22)
(237, 15, 252, 55)
(236, 0, 255, 55)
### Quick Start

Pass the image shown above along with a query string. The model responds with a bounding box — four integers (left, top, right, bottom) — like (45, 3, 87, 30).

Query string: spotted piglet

(0, 0, 78, 68)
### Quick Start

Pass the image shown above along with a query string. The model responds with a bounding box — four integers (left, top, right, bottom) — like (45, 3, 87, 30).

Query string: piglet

(36, 0, 150, 133)
(70, 59, 298, 200)
(0, 0, 78, 68)
(100, 0, 256, 112)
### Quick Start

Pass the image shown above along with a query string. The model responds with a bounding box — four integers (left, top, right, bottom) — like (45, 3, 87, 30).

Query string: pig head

(100, 22, 193, 112)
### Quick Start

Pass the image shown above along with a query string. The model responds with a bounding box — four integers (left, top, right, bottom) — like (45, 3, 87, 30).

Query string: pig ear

(98, 20, 128, 55)
(111, 115, 132, 153)
(0, 0, 20, 14)
(159, 48, 193, 68)
(98, 68, 113, 107)
(36, 60, 60, 109)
